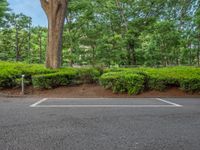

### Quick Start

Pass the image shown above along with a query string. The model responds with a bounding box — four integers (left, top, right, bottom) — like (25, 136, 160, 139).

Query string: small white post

(21, 75, 25, 95)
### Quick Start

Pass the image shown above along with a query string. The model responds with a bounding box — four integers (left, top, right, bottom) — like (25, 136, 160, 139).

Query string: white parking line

(30, 98, 48, 107)
(30, 105, 181, 108)
(30, 98, 183, 108)
(156, 98, 182, 107)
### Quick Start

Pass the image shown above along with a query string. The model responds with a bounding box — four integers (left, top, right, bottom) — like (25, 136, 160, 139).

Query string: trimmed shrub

(180, 77, 200, 92)
(32, 71, 78, 89)
(144, 69, 179, 91)
(103, 66, 200, 93)
(0, 61, 101, 89)
(32, 68, 101, 89)
(77, 68, 101, 84)
(0, 69, 20, 88)
(100, 72, 145, 95)
(1, 61, 200, 93)
(0, 61, 54, 88)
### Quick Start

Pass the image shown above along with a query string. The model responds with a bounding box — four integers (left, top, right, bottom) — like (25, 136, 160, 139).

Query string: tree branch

(40, 0, 49, 15)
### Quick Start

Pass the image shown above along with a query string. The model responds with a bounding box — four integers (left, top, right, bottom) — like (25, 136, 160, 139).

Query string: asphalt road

(0, 97, 200, 150)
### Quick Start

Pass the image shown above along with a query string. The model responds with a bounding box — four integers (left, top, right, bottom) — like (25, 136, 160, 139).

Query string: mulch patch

(0, 84, 199, 98)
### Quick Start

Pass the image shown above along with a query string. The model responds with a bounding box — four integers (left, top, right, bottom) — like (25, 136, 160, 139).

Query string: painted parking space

(30, 98, 182, 108)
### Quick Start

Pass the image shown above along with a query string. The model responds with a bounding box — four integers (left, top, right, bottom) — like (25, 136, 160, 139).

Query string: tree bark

(38, 29, 42, 64)
(40, 0, 67, 68)
(15, 27, 20, 61)
(197, 41, 200, 66)
(28, 20, 31, 63)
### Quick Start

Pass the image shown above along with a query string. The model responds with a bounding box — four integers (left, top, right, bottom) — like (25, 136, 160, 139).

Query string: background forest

(1, 0, 200, 67)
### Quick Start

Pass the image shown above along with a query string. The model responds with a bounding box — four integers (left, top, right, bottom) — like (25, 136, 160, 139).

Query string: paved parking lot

(0, 97, 200, 150)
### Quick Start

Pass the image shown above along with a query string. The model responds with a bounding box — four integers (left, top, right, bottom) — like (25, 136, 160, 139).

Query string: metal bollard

(21, 75, 25, 95)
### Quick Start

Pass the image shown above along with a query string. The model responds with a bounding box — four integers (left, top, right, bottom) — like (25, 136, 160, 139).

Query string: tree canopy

(0, 0, 200, 67)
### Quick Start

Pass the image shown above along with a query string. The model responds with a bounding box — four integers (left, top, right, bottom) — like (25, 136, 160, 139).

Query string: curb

(0, 92, 26, 98)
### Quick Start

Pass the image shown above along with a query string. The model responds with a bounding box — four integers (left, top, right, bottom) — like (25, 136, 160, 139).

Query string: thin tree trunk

(92, 45, 96, 67)
(130, 42, 136, 65)
(115, 0, 137, 66)
(15, 28, 20, 61)
(189, 44, 192, 65)
(39, 30, 42, 64)
(197, 41, 200, 66)
(40, 0, 67, 68)
(68, 48, 73, 67)
(28, 21, 31, 63)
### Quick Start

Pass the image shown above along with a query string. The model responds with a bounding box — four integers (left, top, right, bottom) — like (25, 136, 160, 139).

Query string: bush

(32, 71, 78, 89)
(0, 61, 102, 89)
(144, 69, 179, 91)
(77, 68, 101, 84)
(100, 72, 145, 95)
(1, 61, 200, 93)
(0, 68, 20, 88)
(180, 76, 200, 92)
(103, 66, 200, 93)
(32, 68, 101, 89)
(0, 61, 54, 88)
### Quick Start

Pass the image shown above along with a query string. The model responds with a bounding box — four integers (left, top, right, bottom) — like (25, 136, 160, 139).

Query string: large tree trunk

(40, 0, 67, 68)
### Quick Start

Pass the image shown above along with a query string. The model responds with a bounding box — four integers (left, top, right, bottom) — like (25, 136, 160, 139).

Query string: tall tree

(6, 13, 31, 61)
(0, 0, 8, 27)
(40, 0, 68, 69)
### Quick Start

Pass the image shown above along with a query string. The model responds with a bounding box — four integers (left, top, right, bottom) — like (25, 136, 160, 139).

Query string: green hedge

(32, 71, 78, 89)
(143, 67, 200, 92)
(0, 61, 54, 88)
(103, 66, 200, 93)
(100, 72, 145, 95)
(32, 68, 101, 89)
(1, 61, 200, 93)
(179, 77, 200, 92)
(77, 68, 101, 84)
(0, 61, 101, 89)
(143, 68, 179, 91)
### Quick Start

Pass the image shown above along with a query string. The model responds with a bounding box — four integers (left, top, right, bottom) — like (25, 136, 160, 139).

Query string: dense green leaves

(32, 71, 78, 89)
(0, 0, 200, 67)
(100, 72, 145, 95)
(0, 61, 54, 88)
(0, 0, 8, 26)
(103, 66, 200, 93)
(0, 61, 101, 89)
(0, 61, 200, 93)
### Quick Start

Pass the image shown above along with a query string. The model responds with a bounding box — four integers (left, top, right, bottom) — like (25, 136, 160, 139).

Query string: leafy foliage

(1, 1, 200, 67)
(32, 71, 78, 89)
(0, 61, 101, 89)
(100, 72, 145, 95)
(103, 66, 200, 93)
(0, 61, 200, 93)
(0, 61, 53, 88)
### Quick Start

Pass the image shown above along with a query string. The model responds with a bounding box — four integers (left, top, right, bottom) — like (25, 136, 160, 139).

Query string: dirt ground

(0, 84, 199, 98)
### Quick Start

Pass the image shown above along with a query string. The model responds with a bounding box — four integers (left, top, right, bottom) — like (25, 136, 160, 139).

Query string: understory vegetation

(1, 61, 200, 94)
